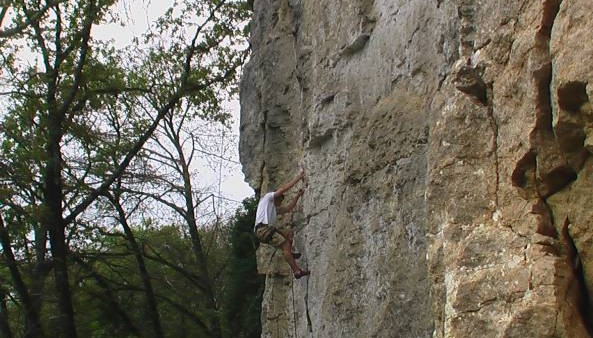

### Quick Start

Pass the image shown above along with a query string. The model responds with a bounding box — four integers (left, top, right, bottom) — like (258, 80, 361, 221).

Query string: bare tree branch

(70, 254, 141, 337)
(63, 53, 246, 225)
(58, 1, 94, 118)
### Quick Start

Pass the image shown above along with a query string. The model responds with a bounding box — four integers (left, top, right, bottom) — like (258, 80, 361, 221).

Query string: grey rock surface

(239, 0, 593, 337)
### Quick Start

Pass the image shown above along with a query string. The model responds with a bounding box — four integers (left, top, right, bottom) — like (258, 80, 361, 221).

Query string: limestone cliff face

(239, 0, 593, 337)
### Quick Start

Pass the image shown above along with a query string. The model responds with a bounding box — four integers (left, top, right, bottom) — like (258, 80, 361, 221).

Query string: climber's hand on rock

(298, 165, 305, 178)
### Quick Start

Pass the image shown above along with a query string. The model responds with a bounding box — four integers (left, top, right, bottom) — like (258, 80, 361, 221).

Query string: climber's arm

(274, 167, 305, 198)
(278, 189, 304, 214)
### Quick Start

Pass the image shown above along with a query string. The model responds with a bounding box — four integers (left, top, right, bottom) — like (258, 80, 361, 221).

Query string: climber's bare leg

(281, 239, 301, 273)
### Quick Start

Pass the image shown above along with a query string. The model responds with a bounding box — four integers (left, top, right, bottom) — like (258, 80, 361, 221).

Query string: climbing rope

(304, 229, 313, 335)
(305, 257, 313, 334)
(289, 206, 298, 338)
(291, 276, 298, 338)
(288, 163, 310, 338)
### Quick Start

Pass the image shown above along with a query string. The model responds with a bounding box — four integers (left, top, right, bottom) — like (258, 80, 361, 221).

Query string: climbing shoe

(294, 269, 310, 279)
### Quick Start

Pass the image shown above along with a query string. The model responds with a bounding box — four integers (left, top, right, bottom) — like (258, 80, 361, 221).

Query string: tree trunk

(43, 111, 77, 338)
(71, 255, 141, 337)
(178, 152, 222, 338)
(112, 197, 164, 338)
(0, 289, 14, 338)
(162, 113, 223, 338)
(31, 224, 50, 332)
(46, 206, 77, 338)
(0, 216, 44, 338)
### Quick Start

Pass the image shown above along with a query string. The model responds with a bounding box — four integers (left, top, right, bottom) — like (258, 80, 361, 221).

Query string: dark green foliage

(0, 1, 252, 337)
(222, 197, 264, 338)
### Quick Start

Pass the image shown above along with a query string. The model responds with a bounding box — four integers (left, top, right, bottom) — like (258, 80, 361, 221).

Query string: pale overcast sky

(93, 1, 255, 207)
(2, 1, 254, 211)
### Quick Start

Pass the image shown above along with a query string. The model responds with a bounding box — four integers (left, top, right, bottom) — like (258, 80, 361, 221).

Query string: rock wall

(239, 0, 593, 337)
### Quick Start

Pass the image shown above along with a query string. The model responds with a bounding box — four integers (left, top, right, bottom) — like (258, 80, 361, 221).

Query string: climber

(254, 167, 310, 279)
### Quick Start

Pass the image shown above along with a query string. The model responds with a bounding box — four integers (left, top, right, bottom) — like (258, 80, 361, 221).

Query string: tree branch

(62, 0, 241, 227)
(70, 254, 141, 337)
(0, 7, 8, 27)
(155, 294, 210, 335)
(0, 0, 67, 38)
(118, 186, 186, 217)
(58, 0, 95, 118)
(143, 244, 206, 292)
(0, 214, 44, 337)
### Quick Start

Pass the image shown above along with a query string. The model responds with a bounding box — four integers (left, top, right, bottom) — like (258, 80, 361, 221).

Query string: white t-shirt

(255, 192, 277, 228)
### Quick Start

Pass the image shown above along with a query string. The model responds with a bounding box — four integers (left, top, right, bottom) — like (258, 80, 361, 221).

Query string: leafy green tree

(222, 197, 263, 338)
(70, 222, 232, 338)
(0, 1, 250, 337)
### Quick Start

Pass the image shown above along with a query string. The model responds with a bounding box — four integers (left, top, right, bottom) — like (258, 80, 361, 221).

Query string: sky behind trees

(90, 0, 254, 208)
(4, 0, 254, 213)
(0, 1, 259, 337)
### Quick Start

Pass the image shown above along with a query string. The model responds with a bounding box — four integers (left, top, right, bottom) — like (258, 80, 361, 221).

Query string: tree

(129, 103, 240, 338)
(0, 1, 250, 337)
(222, 197, 263, 338)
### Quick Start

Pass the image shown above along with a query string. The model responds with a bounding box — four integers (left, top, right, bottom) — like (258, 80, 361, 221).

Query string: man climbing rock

(254, 167, 310, 279)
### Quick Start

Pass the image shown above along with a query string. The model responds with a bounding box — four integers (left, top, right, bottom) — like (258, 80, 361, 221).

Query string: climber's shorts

(255, 224, 286, 247)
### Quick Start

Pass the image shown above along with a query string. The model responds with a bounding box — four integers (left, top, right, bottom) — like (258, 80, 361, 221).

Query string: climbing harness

(255, 223, 278, 244)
